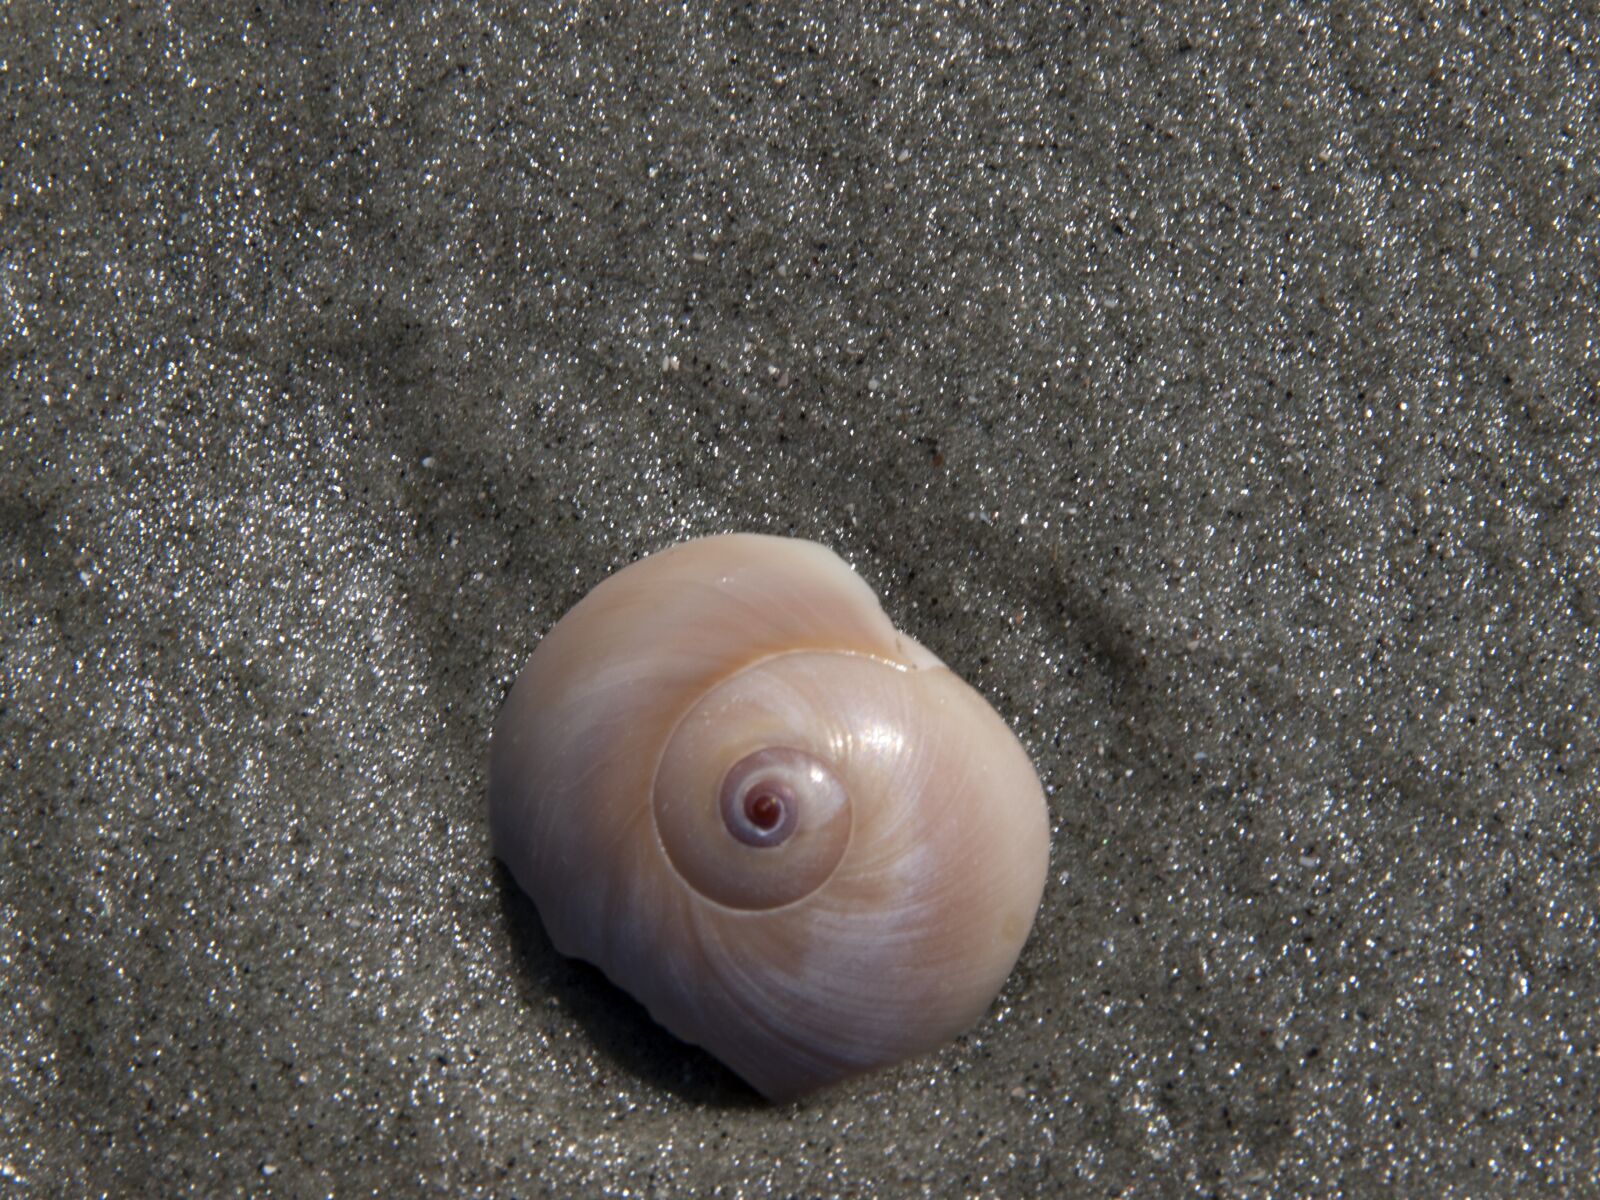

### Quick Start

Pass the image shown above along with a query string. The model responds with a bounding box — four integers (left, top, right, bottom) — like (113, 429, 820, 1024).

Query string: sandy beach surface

(3, 4, 1597, 1196)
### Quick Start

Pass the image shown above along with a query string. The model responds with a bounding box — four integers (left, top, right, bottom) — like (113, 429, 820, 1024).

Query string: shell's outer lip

(645, 647, 939, 917)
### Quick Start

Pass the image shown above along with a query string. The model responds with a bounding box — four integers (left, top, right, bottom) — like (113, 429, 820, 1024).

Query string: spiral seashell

(490, 534, 1049, 1100)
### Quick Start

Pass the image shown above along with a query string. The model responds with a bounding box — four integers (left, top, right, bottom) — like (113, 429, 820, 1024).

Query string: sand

(2, 4, 1597, 1195)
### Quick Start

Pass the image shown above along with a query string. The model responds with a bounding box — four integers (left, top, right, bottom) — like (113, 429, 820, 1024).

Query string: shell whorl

(490, 534, 1049, 1100)
(654, 659, 856, 911)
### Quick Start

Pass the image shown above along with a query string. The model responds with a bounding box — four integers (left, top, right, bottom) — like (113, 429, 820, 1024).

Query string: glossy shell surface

(490, 534, 1050, 1099)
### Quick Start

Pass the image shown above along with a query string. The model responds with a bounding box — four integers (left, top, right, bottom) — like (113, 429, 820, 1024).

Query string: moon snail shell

(490, 534, 1050, 1100)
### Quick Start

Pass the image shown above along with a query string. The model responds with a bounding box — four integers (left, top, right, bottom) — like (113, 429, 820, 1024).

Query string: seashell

(490, 534, 1049, 1100)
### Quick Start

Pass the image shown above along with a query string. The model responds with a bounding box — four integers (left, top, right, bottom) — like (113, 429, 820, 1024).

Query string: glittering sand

(2, 4, 1597, 1195)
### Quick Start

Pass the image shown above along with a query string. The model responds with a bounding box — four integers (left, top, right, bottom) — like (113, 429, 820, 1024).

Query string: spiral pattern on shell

(490, 534, 1050, 1100)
